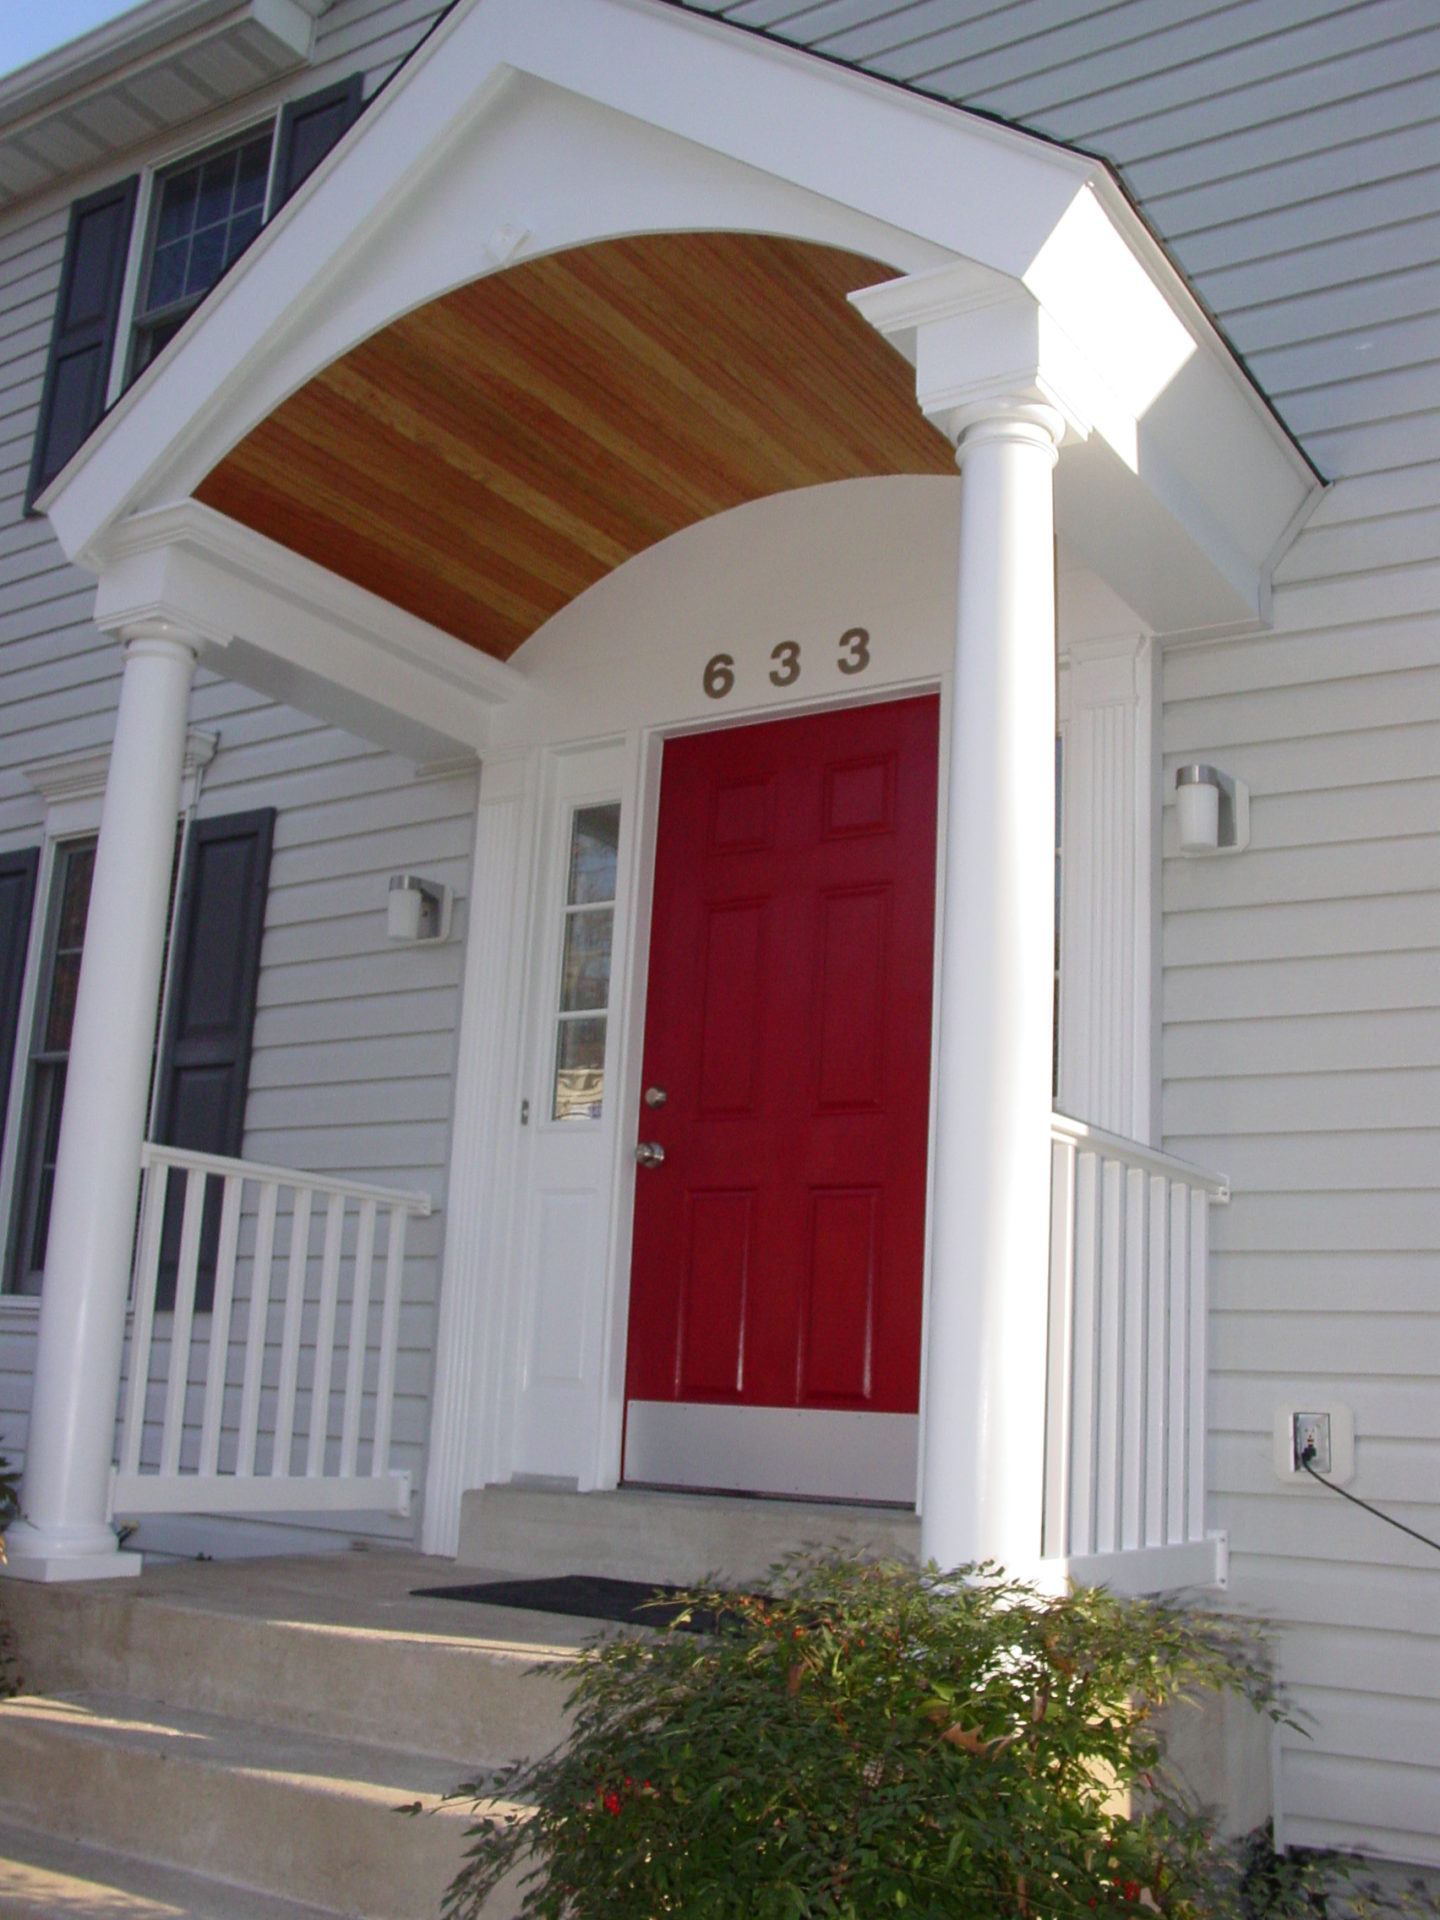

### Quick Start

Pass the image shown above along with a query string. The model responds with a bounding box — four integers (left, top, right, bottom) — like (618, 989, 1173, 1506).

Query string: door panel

(625, 695, 938, 1473)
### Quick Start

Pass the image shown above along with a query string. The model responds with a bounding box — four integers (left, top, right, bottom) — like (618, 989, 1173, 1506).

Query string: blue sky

(2, 0, 143, 83)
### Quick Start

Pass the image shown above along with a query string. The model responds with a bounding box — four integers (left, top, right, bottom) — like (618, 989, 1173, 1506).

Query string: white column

(921, 403, 1063, 1575)
(6, 626, 197, 1581)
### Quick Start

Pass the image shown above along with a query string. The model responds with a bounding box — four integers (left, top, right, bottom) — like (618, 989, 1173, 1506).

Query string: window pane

(195, 152, 237, 231)
(234, 136, 270, 209)
(185, 224, 226, 298)
(144, 240, 187, 313)
(553, 1017, 606, 1122)
(226, 206, 263, 264)
(560, 907, 613, 1012)
(56, 844, 93, 949)
(567, 803, 620, 906)
(154, 169, 196, 245)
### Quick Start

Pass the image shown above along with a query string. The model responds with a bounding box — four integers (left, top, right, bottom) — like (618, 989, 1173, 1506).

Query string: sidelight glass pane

(560, 907, 613, 1012)
(567, 803, 620, 906)
(553, 1018, 607, 1122)
(551, 803, 620, 1121)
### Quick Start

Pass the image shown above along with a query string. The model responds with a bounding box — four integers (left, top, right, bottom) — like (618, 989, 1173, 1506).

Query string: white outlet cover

(1273, 1406, 1355, 1485)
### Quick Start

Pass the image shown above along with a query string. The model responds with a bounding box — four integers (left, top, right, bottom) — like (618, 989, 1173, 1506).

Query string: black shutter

(272, 74, 363, 210)
(154, 809, 274, 1310)
(26, 177, 138, 512)
(0, 850, 39, 1162)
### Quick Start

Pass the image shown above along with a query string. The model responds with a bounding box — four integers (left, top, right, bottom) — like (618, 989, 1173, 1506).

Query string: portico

(7, 0, 1317, 1588)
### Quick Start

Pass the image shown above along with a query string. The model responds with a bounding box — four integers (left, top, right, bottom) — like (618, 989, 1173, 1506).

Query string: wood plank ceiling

(195, 232, 956, 660)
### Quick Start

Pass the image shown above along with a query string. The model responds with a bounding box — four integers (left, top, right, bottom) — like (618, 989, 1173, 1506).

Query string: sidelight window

(551, 804, 620, 1122)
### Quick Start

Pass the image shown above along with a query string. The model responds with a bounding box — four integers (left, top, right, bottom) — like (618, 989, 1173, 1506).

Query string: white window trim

(104, 107, 284, 410)
(0, 732, 217, 1295)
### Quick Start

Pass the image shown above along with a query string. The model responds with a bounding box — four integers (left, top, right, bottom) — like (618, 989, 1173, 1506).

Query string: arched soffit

(194, 232, 956, 662)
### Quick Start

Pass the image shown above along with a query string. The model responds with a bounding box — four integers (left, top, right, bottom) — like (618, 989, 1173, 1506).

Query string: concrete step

(2, 1551, 577, 1768)
(0, 1818, 344, 1920)
(458, 1483, 921, 1586)
(0, 1689, 519, 1920)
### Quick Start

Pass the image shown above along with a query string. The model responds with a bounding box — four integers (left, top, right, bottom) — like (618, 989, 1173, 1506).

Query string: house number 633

(702, 628, 871, 699)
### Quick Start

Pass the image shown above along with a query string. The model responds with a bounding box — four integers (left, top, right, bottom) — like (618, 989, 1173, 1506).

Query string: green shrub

(445, 1556, 1309, 1920)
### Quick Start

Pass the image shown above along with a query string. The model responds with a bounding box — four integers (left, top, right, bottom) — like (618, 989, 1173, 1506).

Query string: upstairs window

(27, 74, 362, 512)
(129, 129, 273, 380)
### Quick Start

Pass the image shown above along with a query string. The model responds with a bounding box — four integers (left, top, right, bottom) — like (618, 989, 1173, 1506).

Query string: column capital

(849, 264, 1093, 454)
(950, 401, 1066, 469)
(116, 617, 202, 662)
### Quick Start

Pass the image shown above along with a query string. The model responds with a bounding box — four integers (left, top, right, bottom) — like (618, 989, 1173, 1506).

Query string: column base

(1, 1519, 143, 1582)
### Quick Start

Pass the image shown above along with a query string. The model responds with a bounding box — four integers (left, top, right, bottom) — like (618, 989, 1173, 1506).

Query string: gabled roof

(40, 0, 1319, 653)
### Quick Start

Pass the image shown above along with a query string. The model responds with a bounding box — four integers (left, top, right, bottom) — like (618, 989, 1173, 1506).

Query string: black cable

(1300, 1448, 1440, 1558)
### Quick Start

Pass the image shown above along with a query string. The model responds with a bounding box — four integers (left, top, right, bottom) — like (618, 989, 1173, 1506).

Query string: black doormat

(412, 1573, 728, 1632)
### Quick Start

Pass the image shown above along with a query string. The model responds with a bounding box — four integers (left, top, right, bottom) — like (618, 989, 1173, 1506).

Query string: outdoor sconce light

(1175, 763, 1250, 856)
(387, 873, 452, 942)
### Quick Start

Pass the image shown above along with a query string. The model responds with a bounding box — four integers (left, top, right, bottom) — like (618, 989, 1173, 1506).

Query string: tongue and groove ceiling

(195, 231, 956, 662)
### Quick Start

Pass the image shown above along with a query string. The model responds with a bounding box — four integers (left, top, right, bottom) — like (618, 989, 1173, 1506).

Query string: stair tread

(0, 1820, 347, 1920)
(0, 1689, 490, 1807)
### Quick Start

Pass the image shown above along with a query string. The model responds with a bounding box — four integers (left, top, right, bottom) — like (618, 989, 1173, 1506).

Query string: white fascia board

(39, 0, 1315, 619)
(0, 0, 321, 133)
(91, 502, 520, 762)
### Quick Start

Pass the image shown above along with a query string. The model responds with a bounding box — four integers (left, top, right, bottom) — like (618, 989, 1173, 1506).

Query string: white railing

(1044, 1114, 1228, 1593)
(111, 1143, 431, 1520)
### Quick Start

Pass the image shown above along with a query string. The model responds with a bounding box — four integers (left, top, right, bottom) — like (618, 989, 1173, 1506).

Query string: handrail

(112, 1144, 430, 1521)
(1050, 1111, 1228, 1199)
(138, 1140, 434, 1213)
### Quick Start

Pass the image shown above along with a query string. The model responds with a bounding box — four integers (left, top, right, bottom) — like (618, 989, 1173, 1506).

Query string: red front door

(624, 696, 938, 1494)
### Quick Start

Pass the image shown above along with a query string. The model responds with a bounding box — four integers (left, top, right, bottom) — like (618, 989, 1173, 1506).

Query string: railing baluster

(306, 1192, 346, 1479)
(371, 1205, 408, 1479)
(236, 1181, 278, 1478)
(272, 1187, 312, 1479)
(160, 1167, 208, 1478)
(1068, 1151, 1100, 1557)
(1043, 1138, 1077, 1558)
(120, 1156, 168, 1478)
(1187, 1193, 1210, 1543)
(1121, 1166, 1147, 1552)
(1145, 1173, 1169, 1549)
(198, 1174, 244, 1477)
(1095, 1156, 1124, 1554)
(1166, 1181, 1191, 1547)
(339, 1198, 377, 1479)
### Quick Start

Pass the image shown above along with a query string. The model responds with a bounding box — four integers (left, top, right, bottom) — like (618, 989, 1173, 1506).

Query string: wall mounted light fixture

(387, 873, 452, 942)
(1175, 762, 1249, 856)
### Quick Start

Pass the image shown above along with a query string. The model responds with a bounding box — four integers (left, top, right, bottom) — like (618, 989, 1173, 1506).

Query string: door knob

(634, 1141, 666, 1168)
(644, 1085, 667, 1108)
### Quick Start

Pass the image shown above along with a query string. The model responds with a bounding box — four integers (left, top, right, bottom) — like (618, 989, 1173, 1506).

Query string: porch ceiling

(192, 232, 956, 661)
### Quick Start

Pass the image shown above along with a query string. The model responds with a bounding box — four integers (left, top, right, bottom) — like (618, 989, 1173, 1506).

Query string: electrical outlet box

(1292, 1412, 1331, 1474)
(1274, 1405, 1355, 1484)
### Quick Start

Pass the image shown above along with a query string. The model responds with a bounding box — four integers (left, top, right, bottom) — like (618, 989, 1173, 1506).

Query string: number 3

(703, 653, 735, 699)
(769, 640, 800, 687)
(838, 627, 870, 675)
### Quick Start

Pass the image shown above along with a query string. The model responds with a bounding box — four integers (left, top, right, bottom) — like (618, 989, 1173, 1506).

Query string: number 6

(703, 653, 735, 699)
